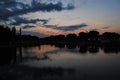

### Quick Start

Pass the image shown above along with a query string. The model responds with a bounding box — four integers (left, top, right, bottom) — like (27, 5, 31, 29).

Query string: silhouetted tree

(102, 32, 119, 41)
(78, 32, 88, 41)
(88, 31, 99, 41)
(54, 35, 65, 42)
(66, 34, 77, 42)
(0, 25, 39, 45)
(0, 25, 12, 44)
(11, 27, 16, 43)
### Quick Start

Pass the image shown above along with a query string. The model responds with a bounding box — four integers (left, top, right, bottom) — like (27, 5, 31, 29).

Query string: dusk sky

(0, 0, 120, 37)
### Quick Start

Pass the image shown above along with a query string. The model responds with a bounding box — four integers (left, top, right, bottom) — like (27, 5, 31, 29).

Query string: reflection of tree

(48, 43, 120, 54)
(88, 45, 99, 53)
(102, 45, 120, 54)
(79, 45, 88, 53)
(66, 43, 77, 49)
(0, 47, 16, 65)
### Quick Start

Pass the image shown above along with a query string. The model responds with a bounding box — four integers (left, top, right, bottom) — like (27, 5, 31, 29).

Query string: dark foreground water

(0, 44, 120, 80)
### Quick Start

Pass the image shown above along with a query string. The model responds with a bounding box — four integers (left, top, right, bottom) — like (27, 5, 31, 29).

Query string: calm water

(15, 44, 120, 80)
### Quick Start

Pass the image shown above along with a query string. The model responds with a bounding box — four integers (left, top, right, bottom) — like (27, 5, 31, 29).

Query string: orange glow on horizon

(23, 24, 120, 37)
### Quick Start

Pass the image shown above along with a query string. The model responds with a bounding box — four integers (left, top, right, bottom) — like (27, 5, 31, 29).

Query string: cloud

(0, 0, 15, 4)
(20, 30, 48, 38)
(102, 26, 110, 29)
(22, 25, 35, 29)
(90, 29, 99, 31)
(0, 0, 75, 20)
(90, 26, 111, 32)
(45, 23, 88, 31)
(9, 17, 49, 25)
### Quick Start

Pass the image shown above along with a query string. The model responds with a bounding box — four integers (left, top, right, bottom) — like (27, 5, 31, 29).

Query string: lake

(17, 44, 120, 80)
(0, 44, 120, 80)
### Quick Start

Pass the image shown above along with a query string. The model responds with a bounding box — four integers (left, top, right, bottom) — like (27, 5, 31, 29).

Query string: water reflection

(66, 43, 77, 49)
(17, 43, 120, 70)
(88, 45, 99, 53)
(0, 46, 16, 65)
(18, 44, 120, 80)
(79, 45, 88, 53)
(0, 44, 120, 65)
(0, 44, 120, 80)
(0, 65, 75, 80)
(17, 44, 120, 62)
(102, 45, 120, 54)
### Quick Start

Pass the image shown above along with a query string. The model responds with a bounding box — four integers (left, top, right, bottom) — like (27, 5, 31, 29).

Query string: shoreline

(0, 40, 120, 47)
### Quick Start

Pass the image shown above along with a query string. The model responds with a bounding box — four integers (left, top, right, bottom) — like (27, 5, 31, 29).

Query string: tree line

(0, 25, 39, 45)
(41, 31, 120, 42)
(0, 25, 120, 45)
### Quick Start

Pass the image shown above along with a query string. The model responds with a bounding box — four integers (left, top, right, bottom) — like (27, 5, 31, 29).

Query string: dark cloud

(20, 30, 48, 38)
(0, 0, 75, 20)
(22, 25, 35, 29)
(9, 17, 49, 25)
(90, 26, 110, 31)
(45, 23, 88, 31)
(66, 3, 75, 10)
(90, 29, 99, 31)
(0, 7, 12, 20)
(102, 26, 110, 29)
(0, 0, 15, 4)
(0, 0, 17, 20)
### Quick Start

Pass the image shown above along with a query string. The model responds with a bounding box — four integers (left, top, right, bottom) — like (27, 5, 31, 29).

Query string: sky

(0, 0, 120, 37)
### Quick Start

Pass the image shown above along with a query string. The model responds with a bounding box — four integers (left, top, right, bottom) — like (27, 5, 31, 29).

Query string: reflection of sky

(0, 0, 120, 37)
(20, 45, 120, 78)
(22, 45, 59, 57)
